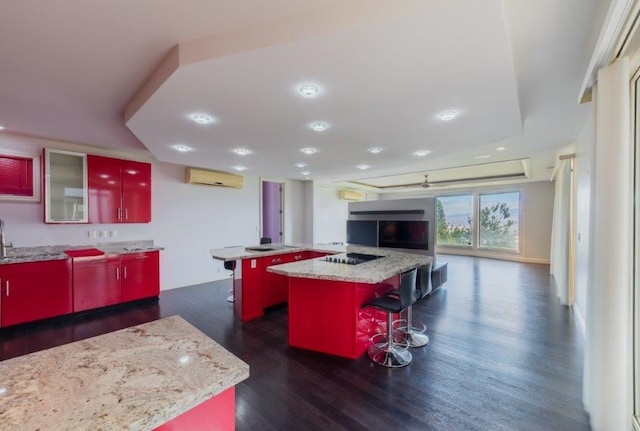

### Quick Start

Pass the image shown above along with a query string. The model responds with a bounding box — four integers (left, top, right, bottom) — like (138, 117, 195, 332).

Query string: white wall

(381, 181, 554, 263)
(312, 184, 349, 244)
(520, 181, 555, 262)
(0, 133, 269, 290)
(574, 110, 594, 332)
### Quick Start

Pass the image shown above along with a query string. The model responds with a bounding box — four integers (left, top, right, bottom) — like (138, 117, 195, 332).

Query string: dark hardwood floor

(0, 254, 590, 430)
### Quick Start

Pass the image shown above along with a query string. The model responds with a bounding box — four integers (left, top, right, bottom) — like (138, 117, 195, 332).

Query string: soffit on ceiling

(350, 159, 529, 190)
(125, 0, 522, 181)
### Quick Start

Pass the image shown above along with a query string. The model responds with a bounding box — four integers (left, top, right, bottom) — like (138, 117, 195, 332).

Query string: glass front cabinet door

(44, 149, 88, 223)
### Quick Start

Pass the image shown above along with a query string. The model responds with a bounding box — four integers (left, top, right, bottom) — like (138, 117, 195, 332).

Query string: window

(436, 195, 473, 246)
(479, 191, 520, 251)
(0, 151, 40, 202)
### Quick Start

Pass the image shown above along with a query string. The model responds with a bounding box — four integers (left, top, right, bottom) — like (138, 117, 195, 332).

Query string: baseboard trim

(436, 247, 550, 265)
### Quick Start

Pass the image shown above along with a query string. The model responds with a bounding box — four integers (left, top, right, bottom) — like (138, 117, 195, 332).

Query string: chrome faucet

(0, 219, 9, 258)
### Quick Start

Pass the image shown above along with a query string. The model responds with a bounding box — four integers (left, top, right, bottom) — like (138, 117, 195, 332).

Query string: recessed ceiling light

(300, 171, 311, 176)
(0, 126, 5, 130)
(233, 148, 251, 156)
(299, 84, 319, 98)
(473, 154, 492, 159)
(438, 110, 458, 121)
(301, 148, 317, 155)
(192, 114, 214, 124)
(368, 147, 383, 154)
(357, 164, 370, 170)
(496, 146, 506, 151)
(232, 165, 247, 171)
(171, 144, 193, 153)
(413, 150, 431, 157)
(310, 122, 328, 132)
(295, 162, 307, 168)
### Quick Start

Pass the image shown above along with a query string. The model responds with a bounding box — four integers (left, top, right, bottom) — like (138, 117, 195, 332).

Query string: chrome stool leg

(368, 311, 412, 367)
(399, 305, 428, 348)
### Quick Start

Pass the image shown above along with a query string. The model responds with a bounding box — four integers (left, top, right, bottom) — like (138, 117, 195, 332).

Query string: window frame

(435, 193, 474, 248)
(436, 187, 523, 256)
(0, 150, 40, 202)
(477, 190, 522, 253)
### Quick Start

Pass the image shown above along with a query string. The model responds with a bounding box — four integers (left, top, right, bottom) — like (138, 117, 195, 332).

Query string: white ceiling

(0, 0, 608, 188)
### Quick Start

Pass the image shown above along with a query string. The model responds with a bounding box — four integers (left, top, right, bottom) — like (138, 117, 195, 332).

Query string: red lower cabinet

(73, 251, 160, 312)
(73, 255, 122, 312)
(153, 387, 236, 431)
(0, 251, 160, 328)
(234, 258, 264, 321)
(121, 251, 159, 302)
(0, 259, 72, 327)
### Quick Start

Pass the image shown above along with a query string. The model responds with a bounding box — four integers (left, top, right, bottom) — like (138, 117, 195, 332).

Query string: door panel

(262, 181, 282, 243)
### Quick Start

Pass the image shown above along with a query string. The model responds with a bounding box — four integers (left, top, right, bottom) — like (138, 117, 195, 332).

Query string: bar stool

(394, 263, 431, 347)
(364, 268, 417, 368)
(224, 260, 237, 303)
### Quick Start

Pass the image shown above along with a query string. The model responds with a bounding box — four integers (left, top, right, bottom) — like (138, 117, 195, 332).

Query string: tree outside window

(436, 195, 473, 246)
(436, 191, 520, 251)
(479, 192, 520, 251)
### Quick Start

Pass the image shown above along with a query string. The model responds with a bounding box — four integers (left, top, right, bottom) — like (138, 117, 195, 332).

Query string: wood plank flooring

(0, 255, 591, 430)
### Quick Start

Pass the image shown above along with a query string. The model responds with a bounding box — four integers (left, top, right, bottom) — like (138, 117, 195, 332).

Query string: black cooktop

(323, 252, 383, 265)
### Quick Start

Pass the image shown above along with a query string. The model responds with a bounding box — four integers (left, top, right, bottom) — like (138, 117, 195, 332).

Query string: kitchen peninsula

(210, 244, 430, 358)
(0, 316, 249, 431)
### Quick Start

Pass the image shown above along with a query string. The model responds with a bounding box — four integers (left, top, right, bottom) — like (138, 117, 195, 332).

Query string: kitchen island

(211, 244, 430, 358)
(0, 315, 249, 430)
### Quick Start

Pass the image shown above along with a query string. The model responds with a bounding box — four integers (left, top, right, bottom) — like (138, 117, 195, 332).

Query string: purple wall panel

(262, 181, 281, 242)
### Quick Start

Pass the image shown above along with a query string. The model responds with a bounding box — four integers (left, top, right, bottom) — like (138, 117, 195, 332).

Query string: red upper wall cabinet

(88, 155, 151, 223)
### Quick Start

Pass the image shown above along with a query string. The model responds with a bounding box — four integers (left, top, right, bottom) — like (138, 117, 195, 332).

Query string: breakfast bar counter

(0, 315, 249, 430)
(211, 244, 430, 358)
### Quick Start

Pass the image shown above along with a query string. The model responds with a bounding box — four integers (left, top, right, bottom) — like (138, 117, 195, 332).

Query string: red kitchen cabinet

(234, 258, 264, 322)
(121, 160, 151, 223)
(72, 255, 122, 312)
(0, 259, 72, 327)
(121, 251, 159, 302)
(305, 251, 328, 259)
(263, 252, 308, 308)
(88, 155, 151, 224)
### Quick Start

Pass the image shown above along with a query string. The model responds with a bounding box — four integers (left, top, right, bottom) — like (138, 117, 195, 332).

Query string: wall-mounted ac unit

(185, 167, 243, 189)
(338, 189, 364, 201)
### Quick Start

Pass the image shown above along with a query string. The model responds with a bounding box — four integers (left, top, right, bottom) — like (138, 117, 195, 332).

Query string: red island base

(287, 275, 399, 359)
(153, 387, 235, 431)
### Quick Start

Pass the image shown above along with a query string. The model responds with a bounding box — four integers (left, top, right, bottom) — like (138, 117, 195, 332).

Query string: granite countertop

(0, 240, 164, 265)
(267, 245, 431, 283)
(209, 243, 347, 261)
(0, 315, 250, 431)
(210, 243, 431, 284)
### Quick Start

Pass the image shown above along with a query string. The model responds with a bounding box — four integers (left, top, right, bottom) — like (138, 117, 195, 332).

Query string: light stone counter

(267, 245, 431, 283)
(0, 240, 163, 265)
(0, 316, 250, 431)
(210, 243, 430, 284)
(209, 243, 349, 262)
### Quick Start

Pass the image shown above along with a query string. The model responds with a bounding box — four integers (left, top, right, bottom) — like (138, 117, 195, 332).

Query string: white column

(584, 56, 633, 431)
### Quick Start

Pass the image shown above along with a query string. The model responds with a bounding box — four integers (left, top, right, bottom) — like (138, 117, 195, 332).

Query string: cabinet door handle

(117, 208, 122, 221)
(124, 208, 128, 221)
(5, 280, 9, 296)
(123, 266, 127, 279)
(116, 267, 120, 280)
